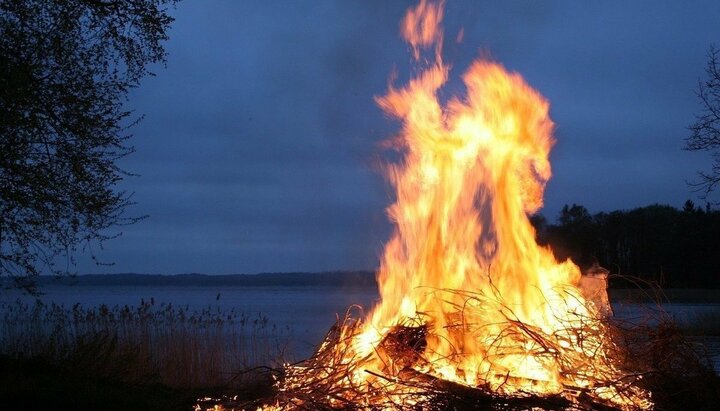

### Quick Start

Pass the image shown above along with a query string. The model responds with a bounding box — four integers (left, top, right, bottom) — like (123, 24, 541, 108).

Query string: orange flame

(273, 1, 652, 409)
(401, 0, 444, 61)
(353, 0, 651, 407)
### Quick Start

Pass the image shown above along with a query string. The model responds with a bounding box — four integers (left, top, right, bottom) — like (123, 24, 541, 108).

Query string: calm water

(613, 301, 720, 373)
(2, 285, 379, 358)
(3, 285, 718, 369)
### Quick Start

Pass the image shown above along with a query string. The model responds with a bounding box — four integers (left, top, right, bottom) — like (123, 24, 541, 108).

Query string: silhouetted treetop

(0, 0, 177, 292)
(535, 202, 720, 288)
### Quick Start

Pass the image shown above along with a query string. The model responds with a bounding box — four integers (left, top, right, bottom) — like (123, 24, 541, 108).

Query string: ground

(0, 355, 200, 410)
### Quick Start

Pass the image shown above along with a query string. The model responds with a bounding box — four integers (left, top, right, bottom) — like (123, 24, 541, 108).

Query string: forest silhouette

(532, 201, 720, 288)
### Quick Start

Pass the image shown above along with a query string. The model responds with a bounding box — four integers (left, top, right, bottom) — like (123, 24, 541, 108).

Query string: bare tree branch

(685, 45, 720, 199)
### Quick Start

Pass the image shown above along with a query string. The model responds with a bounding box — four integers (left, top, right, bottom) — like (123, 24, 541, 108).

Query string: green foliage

(0, 0, 177, 291)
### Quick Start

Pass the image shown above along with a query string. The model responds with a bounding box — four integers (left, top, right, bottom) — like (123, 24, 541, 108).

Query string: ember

(263, 1, 653, 409)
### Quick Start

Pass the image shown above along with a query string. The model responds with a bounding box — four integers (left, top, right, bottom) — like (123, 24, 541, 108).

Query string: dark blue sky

(79, 0, 720, 274)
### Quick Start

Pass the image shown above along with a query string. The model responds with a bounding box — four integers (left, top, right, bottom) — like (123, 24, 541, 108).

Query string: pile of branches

(198, 288, 719, 410)
(265, 324, 638, 409)
(212, 306, 652, 409)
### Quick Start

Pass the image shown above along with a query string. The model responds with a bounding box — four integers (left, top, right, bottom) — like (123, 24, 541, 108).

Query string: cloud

(78, 0, 720, 274)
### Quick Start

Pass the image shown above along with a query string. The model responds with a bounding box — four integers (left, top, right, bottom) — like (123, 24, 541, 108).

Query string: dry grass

(0, 299, 292, 391)
(205, 284, 720, 411)
(213, 287, 657, 411)
(616, 317, 720, 410)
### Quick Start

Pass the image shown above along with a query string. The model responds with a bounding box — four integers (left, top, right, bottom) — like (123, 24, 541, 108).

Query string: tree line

(531, 201, 720, 288)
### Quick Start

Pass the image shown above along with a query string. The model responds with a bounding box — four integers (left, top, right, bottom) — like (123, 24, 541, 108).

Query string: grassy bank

(2, 291, 718, 410)
(0, 299, 290, 409)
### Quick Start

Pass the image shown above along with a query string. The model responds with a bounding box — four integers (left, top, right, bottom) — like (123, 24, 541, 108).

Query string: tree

(551, 204, 597, 269)
(0, 0, 177, 292)
(686, 45, 720, 199)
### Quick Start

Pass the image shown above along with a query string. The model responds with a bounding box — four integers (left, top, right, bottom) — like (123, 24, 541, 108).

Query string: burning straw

(196, 282, 720, 410)
(199, 1, 697, 409)
(260, 283, 652, 411)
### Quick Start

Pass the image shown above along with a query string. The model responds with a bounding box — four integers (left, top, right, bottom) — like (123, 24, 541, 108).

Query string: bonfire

(261, 1, 654, 409)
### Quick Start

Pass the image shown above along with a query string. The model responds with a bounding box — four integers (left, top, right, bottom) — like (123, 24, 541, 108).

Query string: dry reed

(0, 298, 292, 390)
(205, 284, 720, 410)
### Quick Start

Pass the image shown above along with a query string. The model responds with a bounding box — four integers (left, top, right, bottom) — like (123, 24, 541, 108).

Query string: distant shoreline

(28, 271, 378, 288)
(5, 272, 719, 304)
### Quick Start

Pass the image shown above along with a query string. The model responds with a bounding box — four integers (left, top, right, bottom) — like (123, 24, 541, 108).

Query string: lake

(3, 284, 718, 371)
(2, 284, 379, 358)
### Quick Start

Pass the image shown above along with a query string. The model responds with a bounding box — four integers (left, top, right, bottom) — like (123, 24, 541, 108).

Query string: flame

(364, 0, 581, 386)
(273, 1, 652, 409)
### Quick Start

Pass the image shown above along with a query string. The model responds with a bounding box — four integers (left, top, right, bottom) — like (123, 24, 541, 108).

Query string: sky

(78, 0, 720, 275)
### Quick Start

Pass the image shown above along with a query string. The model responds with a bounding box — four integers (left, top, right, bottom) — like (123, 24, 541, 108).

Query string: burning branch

(237, 1, 657, 409)
(263, 296, 652, 410)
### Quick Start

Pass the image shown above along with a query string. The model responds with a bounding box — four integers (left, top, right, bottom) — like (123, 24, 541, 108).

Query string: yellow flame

(274, 1, 652, 409)
(355, 0, 650, 407)
(364, 0, 582, 387)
